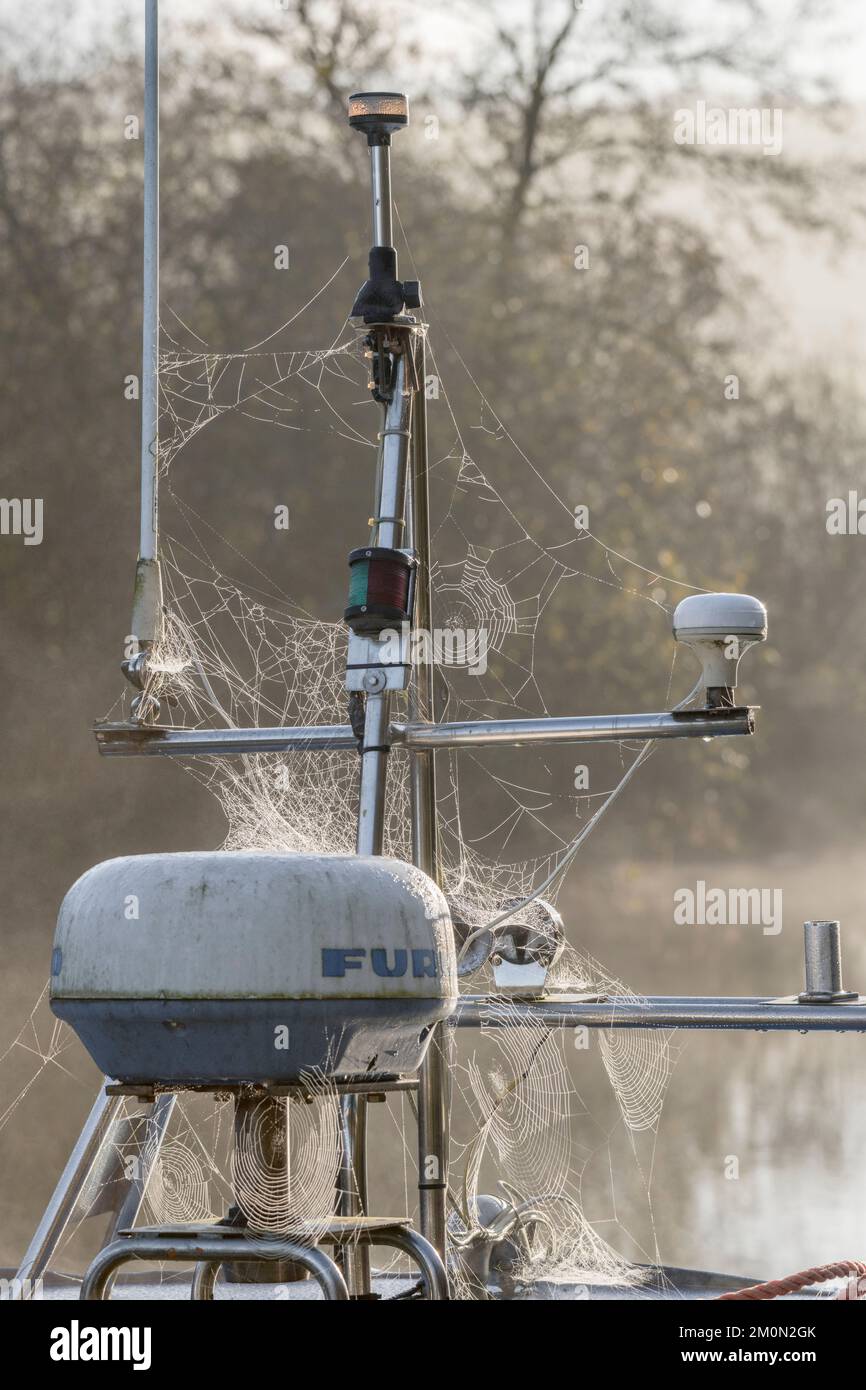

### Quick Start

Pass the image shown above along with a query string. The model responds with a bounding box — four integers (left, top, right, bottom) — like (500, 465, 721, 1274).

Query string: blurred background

(2, 0, 866, 1281)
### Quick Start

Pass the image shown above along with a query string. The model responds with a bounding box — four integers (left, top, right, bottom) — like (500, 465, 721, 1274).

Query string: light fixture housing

(348, 91, 409, 144)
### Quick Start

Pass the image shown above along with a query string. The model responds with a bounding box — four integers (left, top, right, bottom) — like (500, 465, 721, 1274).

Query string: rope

(718, 1260, 866, 1300)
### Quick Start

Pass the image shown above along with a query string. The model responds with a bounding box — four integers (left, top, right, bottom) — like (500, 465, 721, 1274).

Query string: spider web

(1, 255, 702, 1296)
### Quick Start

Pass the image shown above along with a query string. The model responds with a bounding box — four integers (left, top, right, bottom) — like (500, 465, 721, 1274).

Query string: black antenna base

(351, 246, 422, 323)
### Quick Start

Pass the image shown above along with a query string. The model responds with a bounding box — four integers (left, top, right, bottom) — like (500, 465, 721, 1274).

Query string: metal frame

(454, 994, 866, 1031)
(21, 34, 809, 1302)
(78, 1218, 448, 1301)
(81, 1232, 349, 1302)
(190, 1220, 448, 1302)
(13, 1088, 175, 1298)
(94, 706, 754, 756)
(82, 64, 761, 1293)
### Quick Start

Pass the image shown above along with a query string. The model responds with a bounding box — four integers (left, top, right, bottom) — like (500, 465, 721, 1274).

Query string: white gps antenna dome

(673, 593, 767, 707)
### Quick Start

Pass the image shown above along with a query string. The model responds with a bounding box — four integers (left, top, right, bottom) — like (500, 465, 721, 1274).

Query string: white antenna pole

(131, 0, 162, 647)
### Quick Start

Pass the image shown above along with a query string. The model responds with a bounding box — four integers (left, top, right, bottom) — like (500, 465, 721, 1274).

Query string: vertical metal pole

(372, 353, 411, 551)
(355, 692, 393, 857)
(140, 0, 159, 563)
(347, 354, 411, 1298)
(407, 336, 435, 795)
(370, 144, 393, 247)
(800, 920, 855, 1001)
(231, 1096, 309, 1284)
(345, 108, 415, 1296)
(335, 1094, 371, 1295)
(417, 1032, 451, 1257)
(355, 351, 411, 860)
(409, 334, 451, 1262)
(131, 0, 163, 645)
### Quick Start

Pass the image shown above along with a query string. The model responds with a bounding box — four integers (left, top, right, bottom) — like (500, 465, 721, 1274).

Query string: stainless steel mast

(130, 0, 162, 651)
(341, 92, 421, 1295)
(13, 2, 174, 1298)
(409, 334, 451, 1261)
(345, 93, 451, 1265)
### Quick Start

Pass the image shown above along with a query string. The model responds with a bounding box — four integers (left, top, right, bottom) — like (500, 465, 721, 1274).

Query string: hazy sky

(8, 0, 866, 362)
(30, 0, 866, 103)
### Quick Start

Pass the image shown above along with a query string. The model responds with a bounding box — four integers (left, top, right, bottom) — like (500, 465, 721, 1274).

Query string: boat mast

(409, 318, 451, 1265)
(343, 91, 451, 1273)
(130, 0, 162, 654)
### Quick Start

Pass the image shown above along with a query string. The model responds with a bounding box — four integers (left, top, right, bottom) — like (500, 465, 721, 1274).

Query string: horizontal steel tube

(95, 724, 358, 755)
(398, 708, 754, 749)
(454, 995, 866, 1032)
(96, 708, 754, 757)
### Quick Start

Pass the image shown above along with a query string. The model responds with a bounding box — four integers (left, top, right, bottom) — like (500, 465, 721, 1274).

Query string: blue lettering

(371, 948, 407, 978)
(322, 948, 366, 977)
(412, 949, 438, 978)
(321, 947, 439, 979)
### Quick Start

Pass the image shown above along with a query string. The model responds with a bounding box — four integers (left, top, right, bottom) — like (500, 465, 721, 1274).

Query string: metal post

(800, 920, 857, 1002)
(417, 1030, 451, 1258)
(344, 96, 414, 1302)
(230, 1095, 310, 1284)
(407, 334, 436, 841)
(140, 0, 159, 564)
(346, 88, 451, 1273)
(373, 352, 410, 550)
(370, 144, 393, 247)
(356, 692, 392, 856)
(355, 351, 411, 859)
(335, 1094, 371, 1295)
(131, 0, 163, 646)
(409, 334, 451, 1263)
(348, 353, 412, 1297)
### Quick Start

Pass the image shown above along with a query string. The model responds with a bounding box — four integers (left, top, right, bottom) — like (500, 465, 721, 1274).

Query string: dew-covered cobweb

(0, 246, 705, 1298)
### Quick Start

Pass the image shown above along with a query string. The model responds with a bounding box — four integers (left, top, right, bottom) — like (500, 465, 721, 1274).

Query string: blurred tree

(0, 0, 864, 916)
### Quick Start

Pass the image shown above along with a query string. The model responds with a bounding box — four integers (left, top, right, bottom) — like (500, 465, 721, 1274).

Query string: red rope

(718, 1260, 866, 1300)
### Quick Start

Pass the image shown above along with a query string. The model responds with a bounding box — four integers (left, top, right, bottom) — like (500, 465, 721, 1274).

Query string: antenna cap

(348, 92, 409, 143)
(673, 592, 767, 644)
(673, 592, 767, 702)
